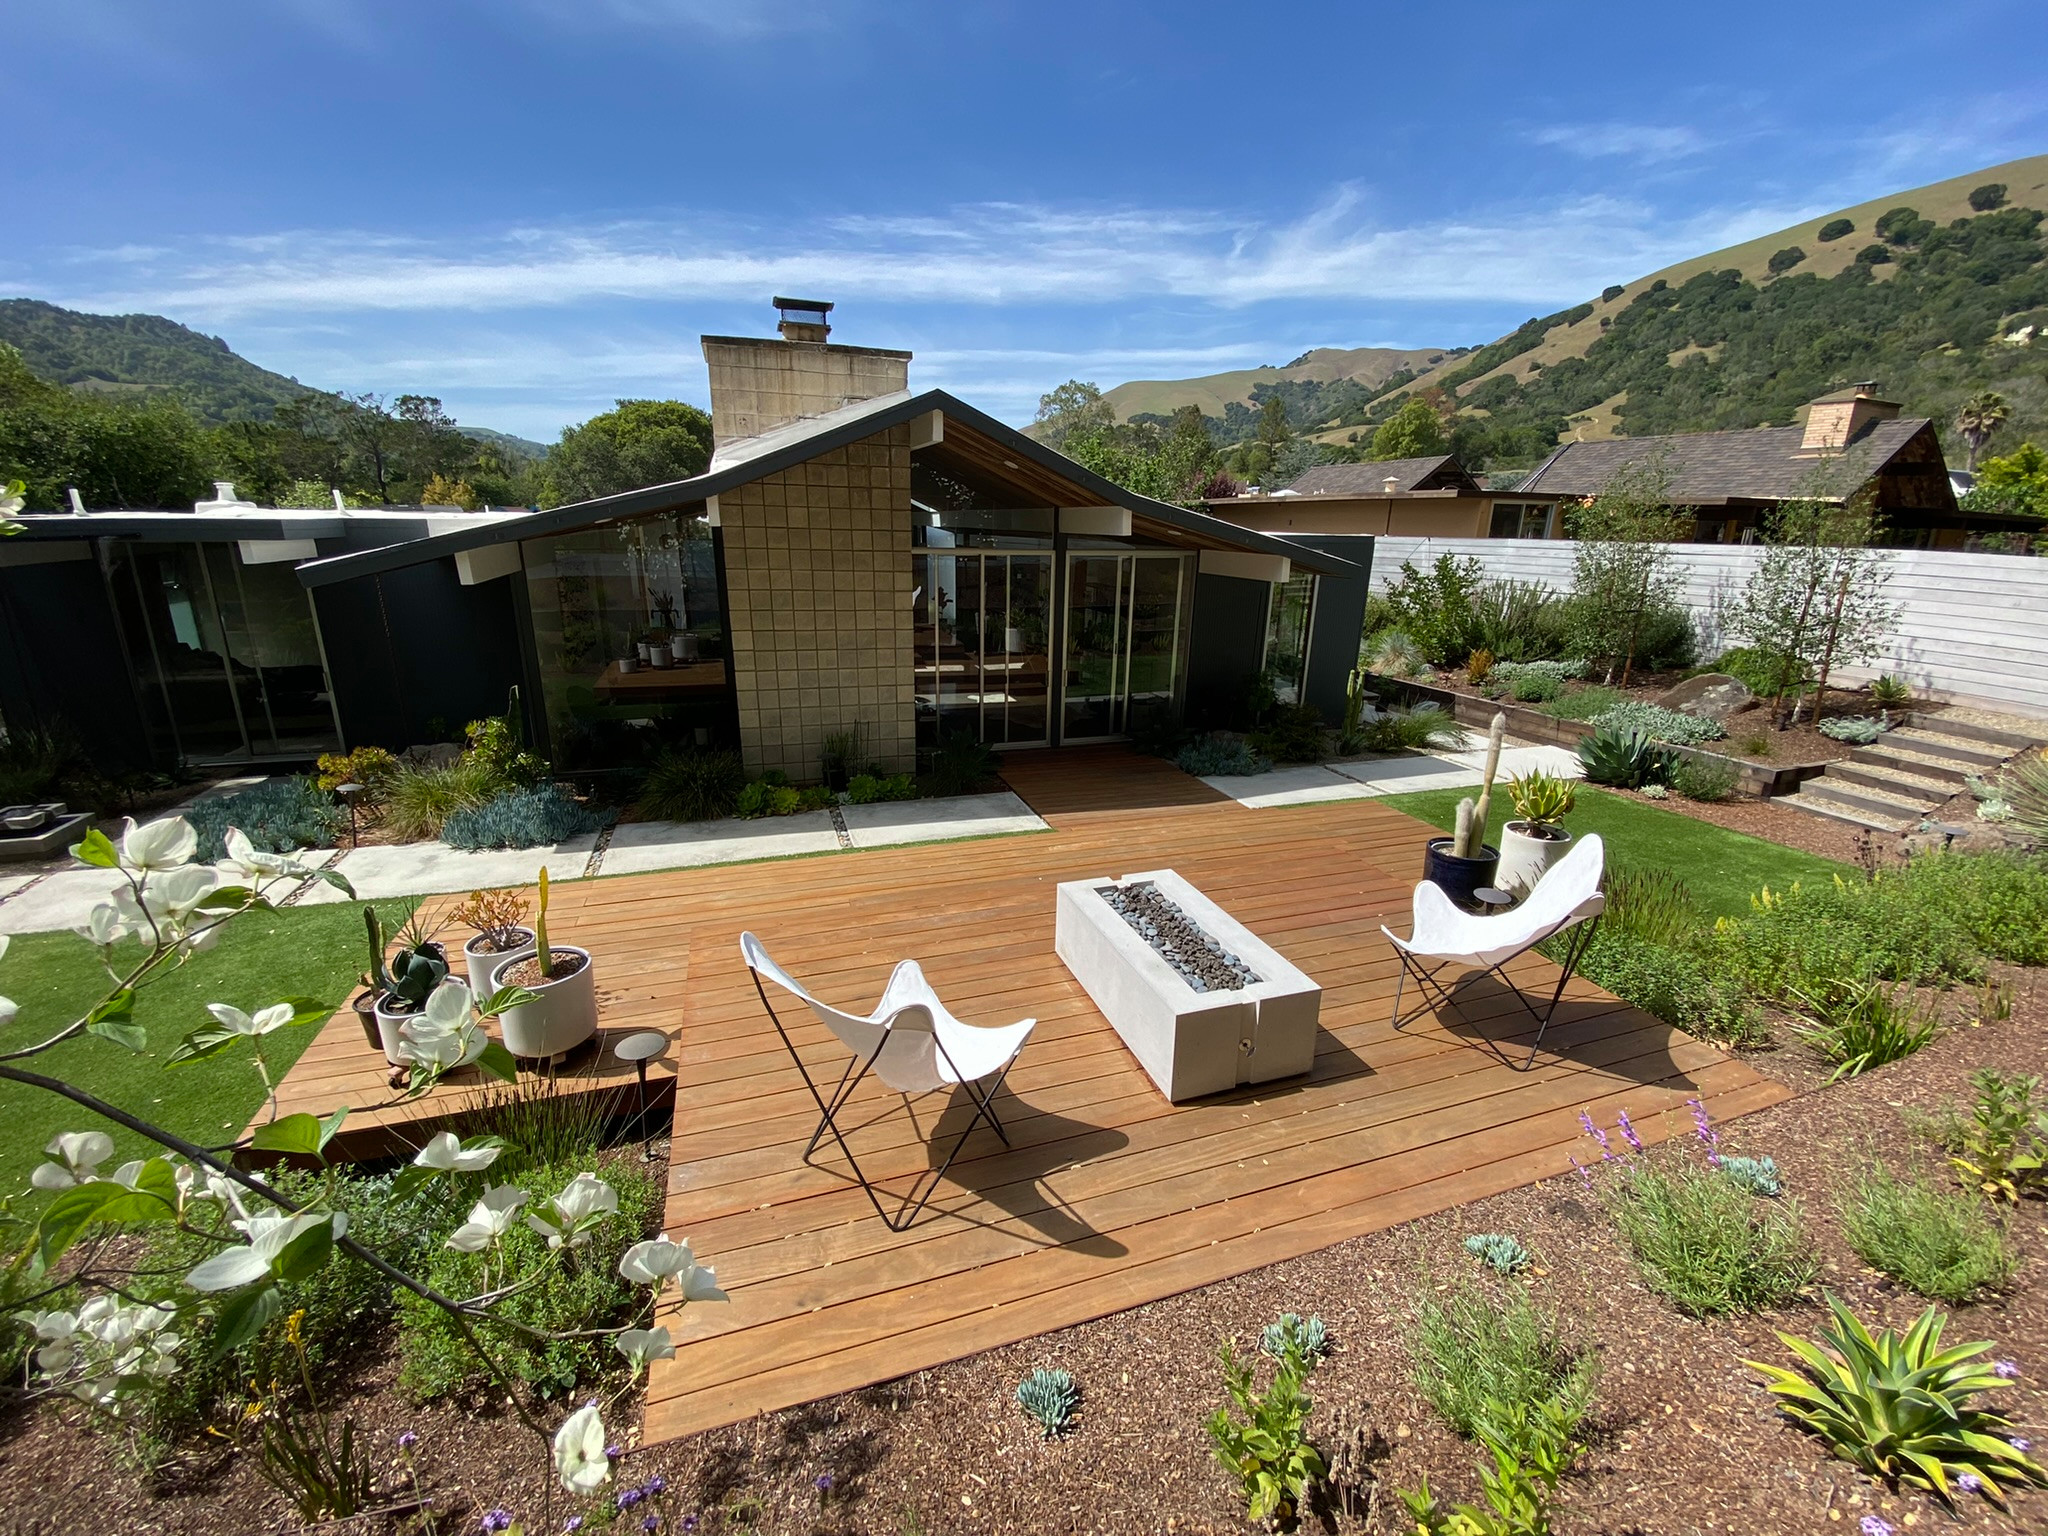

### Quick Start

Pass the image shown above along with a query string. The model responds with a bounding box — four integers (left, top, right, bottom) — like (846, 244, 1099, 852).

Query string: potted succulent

(370, 906, 451, 1065)
(452, 886, 535, 995)
(1422, 712, 1503, 910)
(1496, 769, 1577, 897)
(490, 867, 597, 1060)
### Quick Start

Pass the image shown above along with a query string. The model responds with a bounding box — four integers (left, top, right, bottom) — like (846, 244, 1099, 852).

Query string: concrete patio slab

(598, 814, 839, 875)
(839, 791, 1045, 848)
(1443, 743, 1587, 780)
(0, 867, 123, 935)
(1199, 764, 1377, 808)
(299, 835, 602, 903)
(1328, 754, 1487, 794)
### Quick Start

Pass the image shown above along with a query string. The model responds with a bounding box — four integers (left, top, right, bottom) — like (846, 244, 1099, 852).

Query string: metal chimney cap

(772, 297, 834, 315)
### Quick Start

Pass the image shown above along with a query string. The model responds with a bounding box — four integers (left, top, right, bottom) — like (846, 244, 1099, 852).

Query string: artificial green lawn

(0, 900, 408, 1199)
(1381, 785, 1847, 920)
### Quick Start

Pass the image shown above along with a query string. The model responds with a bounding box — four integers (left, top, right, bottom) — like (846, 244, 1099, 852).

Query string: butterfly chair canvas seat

(740, 931, 1036, 1230)
(1381, 833, 1606, 1069)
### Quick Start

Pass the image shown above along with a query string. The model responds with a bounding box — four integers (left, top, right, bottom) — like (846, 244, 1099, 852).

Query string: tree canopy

(540, 399, 714, 507)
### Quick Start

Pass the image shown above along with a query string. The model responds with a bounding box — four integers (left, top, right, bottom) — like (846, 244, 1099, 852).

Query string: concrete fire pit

(1055, 867, 1320, 1103)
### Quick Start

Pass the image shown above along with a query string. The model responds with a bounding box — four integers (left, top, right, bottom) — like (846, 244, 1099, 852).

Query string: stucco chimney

(1799, 382, 1900, 453)
(701, 298, 912, 444)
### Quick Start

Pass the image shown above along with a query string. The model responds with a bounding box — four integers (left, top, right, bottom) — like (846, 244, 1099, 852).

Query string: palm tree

(1956, 391, 2010, 471)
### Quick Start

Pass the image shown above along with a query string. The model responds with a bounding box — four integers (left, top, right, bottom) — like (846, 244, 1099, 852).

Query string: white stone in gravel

(839, 791, 1045, 848)
(597, 814, 838, 875)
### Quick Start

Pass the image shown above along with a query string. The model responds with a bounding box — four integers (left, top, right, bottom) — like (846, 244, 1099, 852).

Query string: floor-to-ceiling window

(1263, 571, 1317, 706)
(1060, 550, 1192, 742)
(521, 512, 732, 771)
(911, 546, 1054, 751)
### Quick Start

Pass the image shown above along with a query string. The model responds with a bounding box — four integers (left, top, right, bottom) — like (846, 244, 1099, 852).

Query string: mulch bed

(7, 969, 2048, 1534)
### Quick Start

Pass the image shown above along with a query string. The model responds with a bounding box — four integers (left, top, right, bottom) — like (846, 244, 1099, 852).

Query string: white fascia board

(237, 538, 322, 566)
(1059, 505, 1132, 537)
(454, 542, 523, 585)
(1199, 548, 1291, 584)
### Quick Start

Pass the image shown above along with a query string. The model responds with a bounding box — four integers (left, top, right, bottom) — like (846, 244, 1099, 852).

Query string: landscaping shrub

(1488, 659, 1586, 687)
(1207, 1320, 1326, 1529)
(845, 771, 918, 804)
(1868, 673, 1914, 706)
(1927, 1069, 2048, 1203)
(1354, 704, 1462, 753)
(382, 760, 500, 842)
(1791, 976, 1941, 1080)
(1464, 647, 1496, 687)
(1592, 699, 1726, 746)
(926, 730, 997, 796)
(187, 776, 345, 862)
(314, 745, 399, 798)
(1818, 714, 1887, 745)
(442, 784, 613, 851)
(1669, 753, 1739, 802)
(1890, 849, 2048, 966)
(634, 747, 746, 822)
(1535, 683, 1622, 722)
(1407, 1276, 1596, 1440)
(462, 712, 550, 789)
(1600, 865, 1705, 949)
(399, 1155, 661, 1400)
(1176, 733, 1270, 777)
(1363, 628, 1430, 679)
(1836, 1160, 2013, 1302)
(1709, 644, 1798, 699)
(1384, 553, 1486, 666)
(1574, 927, 1761, 1045)
(1622, 596, 1697, 672)
(1577, 726, 1672, 788)
(1469, 580, 1570, 664)
(1248, 703, 1329, 764)
(1509, 671, 1561, 703)
(1603, 1158, 1814, 1315)
(0, 724, 81, 804)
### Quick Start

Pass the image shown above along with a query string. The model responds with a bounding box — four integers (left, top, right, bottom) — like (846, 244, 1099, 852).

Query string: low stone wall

(1372, 675, 1832, 799)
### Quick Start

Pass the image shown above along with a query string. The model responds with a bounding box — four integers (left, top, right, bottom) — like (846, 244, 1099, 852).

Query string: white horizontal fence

(1367, 537, 2048, 721)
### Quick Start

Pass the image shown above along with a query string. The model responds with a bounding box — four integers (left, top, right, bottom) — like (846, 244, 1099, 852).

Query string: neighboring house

(0, 301, 1373, 780)
(1207, 456, 1563, 541)
(1516, 384, 2013, 548)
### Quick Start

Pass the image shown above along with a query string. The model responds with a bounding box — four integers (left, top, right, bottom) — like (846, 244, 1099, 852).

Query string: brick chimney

(1798, 382, 1900, 453)
(701, 298, 912, 443)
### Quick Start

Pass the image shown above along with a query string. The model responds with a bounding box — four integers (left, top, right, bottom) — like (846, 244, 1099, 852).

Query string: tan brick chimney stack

(701, 298, 912, 444)
(1798, 382, 1901, 453)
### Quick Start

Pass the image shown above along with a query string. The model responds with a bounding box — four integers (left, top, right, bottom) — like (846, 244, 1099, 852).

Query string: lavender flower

(1859, 1518, 1894, 1536)
(1955, 1472, 1983, 1494)
(2012, 1436, 2031, 1452)
(481, 1513, 513, 1535)
(397, 1429, 419, 1451)
(619, 1488, 644, 1510)
(606, 1443, 624, 1459)
(816, 1473, 835, 1493)
(644, 1519, 659, 1533)
(1993, 1359, 2020, 1379)
(565, 1520, 584, 1534)
(682, 1518, 699, 1533)
(646, 1476, 666, 1494)
(1616, 1109, 1643, 1154)
(1571, 1155, 1594, 1191)
(1577, 1110, 1610, 1152)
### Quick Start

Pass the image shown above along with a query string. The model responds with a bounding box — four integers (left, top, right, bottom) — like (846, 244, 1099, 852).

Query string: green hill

(0, 298, 316, 423)
(1101, 344, 1451, 425)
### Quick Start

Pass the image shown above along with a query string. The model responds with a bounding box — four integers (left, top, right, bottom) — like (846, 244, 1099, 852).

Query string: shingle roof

(1286, 456, 1476, 495)
(1518, 418, 1933, 504)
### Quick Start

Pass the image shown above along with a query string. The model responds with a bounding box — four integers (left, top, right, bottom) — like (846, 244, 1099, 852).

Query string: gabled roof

(1284, 456, 1481, 496)
(293, 389, 1355, 587)
(1518, 418, 1942, 505)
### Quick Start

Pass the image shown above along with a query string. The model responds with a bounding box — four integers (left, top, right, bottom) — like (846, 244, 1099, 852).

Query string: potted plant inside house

(1422, 712, 1504, 909)
(490, 867, 597, 1060)
(370, 905, 450, 1065)
(452, 886, 535, 995)
(1496, 768, 1577, 897)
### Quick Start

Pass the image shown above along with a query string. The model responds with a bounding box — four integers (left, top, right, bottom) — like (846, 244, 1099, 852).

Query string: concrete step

(1851, 742, 1972, 785)
(1797, 776, 1936, 824)
(1883, 728, 2009, 769)
(1781, 790, 1914, 834)
(1823, 760, 1955, 804)
(1917, 714, 2044, 752)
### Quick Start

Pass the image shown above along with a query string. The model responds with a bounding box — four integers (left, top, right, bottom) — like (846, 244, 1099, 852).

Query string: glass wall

(1060, 551, 1191, 742)
(911, 548, 1053, 751)
(1262, 572, 1317, 707)
(521, 513, 730, 771)
(103, 541, 341, 765)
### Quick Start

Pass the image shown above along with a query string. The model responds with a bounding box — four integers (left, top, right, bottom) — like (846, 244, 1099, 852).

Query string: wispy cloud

(53, 185, 1803, 322)
(1527, 122, 1712, 163)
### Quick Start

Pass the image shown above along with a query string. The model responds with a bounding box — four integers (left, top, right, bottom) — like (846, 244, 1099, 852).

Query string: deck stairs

(1780, 716, 2042, 833)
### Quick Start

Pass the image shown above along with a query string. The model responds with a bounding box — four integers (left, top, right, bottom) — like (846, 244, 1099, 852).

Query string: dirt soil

(7, 970, 2048, 1535)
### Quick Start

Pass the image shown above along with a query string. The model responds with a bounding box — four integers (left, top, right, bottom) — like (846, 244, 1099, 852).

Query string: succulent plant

(1578, 726, 1673, 789)
(1260, 1312, 1331, 1361)
(1016, 1366, 1080, 1437)
(1463, 1232, 1532, 1274)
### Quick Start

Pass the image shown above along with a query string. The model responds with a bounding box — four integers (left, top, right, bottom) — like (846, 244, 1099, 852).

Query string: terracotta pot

(1497, 822, 1573, 899)
(1421, 838, 1500, 912)
(463, 928, 535, 996)
(492, 946, 598, 1059)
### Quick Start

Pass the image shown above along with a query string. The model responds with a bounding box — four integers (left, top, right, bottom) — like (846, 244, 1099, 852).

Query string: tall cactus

(532, 865, 552, 981)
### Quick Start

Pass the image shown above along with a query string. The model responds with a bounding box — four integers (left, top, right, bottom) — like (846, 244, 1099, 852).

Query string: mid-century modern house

(1514, 385, 1997, 547)
(1207, 456, 1563, 541)
(0, 301, 1374, 781)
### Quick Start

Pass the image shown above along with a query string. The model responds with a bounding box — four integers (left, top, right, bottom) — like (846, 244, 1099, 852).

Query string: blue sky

(5, 0, 2045, 442)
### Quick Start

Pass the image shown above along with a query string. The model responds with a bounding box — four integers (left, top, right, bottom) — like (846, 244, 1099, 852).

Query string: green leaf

(209, 1284, 282, 1356)
(273, 1217, 334, 1283)
(279, 996, 336, 1029)
(316, 1107, 349, 1152)
(314, 867, 356, 899)
(194, 884, 253, 911)
(87, 1017, 148, 1052)
(70, 828, 118, 868)
(94, 1158, 182, 1222)
(475, 1040, 518, 1085)
(87, 989, 135, 1024)
(36, 1182, 133, 1264)
(165, 1024, 242, 1067)
(475, 984, 539, 1019)
(390, 1164, 439, 1199)
(250, 1113, 325, 1157)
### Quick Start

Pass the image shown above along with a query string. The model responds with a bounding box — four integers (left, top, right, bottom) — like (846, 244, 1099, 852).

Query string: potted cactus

(452, 887, 536, 995)
(490, 866, 597, 1060)
(370, 906, 451, 1065)
(1422, 711, 1503, 909)
(1497, 769, 1577, 897)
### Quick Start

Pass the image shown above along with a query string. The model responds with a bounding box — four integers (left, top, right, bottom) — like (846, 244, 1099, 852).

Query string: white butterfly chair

(1382, 832, 1606, 1070)
(739, 931, 1036, 1231)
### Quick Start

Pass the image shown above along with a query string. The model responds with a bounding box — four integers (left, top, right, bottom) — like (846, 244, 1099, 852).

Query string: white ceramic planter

(1497, 822, 1573, 899)
(464, 929, 535, 996)
(374, 996, 422, 1066)
(492, 945, 599, 1059)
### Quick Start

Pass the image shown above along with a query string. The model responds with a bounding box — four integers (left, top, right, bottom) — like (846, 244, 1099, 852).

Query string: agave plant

(1576, 726, 1671, 790)
(1746, 1293, 2047, 1507)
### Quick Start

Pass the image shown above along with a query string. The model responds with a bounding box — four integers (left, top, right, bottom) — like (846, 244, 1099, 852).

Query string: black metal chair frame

(1389, 913, 1602, 1071)
(748, 968, 1018, 1232)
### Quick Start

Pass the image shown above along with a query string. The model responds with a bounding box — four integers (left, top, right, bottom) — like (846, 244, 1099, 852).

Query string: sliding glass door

(1060, 551, 1189, 742)
(911, 550, 1053, 750)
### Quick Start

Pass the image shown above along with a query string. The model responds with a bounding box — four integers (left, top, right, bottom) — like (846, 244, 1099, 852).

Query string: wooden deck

(634, 749, 1791, 1443)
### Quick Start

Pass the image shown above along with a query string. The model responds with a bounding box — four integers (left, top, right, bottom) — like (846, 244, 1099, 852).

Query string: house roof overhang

(291, 389, 1356, 588)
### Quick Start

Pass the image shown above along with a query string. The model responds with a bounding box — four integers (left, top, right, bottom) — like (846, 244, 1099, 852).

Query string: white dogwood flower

(614, 1326, 674, 1372)
(219, 826, 304, 881)
(618, 1232, 727, 1303)
(118, 816, 197, 872)
(206, 1001, 296, 1037)
(525, 1172, 617, 1250)
(412, 1130, 500, 1174)
(184, 1211, 338, 1292)
(77, 901, 126, 948)
(31, 1130, 115, 1191)
(399, 980, 487, 1073)
(444, 1185, 528, 1252)
(552, 1402, 610, 1493)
